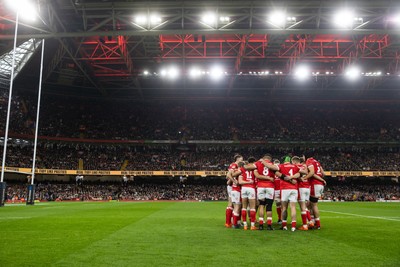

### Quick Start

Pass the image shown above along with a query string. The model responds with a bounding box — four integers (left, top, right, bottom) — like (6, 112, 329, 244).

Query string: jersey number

(246, 171, 253, 181)
(288, 169, 293, 176)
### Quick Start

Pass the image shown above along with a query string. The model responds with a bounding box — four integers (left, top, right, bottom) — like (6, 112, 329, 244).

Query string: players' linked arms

(231, 170, 242, 178)
(262, 161, 279, 171)
(254, 170, 274, 181)
(284, 172, 301, 181)
(238, 175, 251, 185)
(320, 166, 326, 176)
(243, 164, 257, 171)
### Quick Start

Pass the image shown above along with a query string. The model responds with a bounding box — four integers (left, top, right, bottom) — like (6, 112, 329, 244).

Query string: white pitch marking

(320, 210, 400, 222)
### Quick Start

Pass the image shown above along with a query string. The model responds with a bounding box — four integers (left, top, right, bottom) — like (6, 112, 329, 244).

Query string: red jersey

(255, 160, 275, 188)
(306, 158, 324, 186)
(278, 163, 300, 190)
(228, 162, 241, 192)
(297, 163, 310, 188)
(240, 167, 256, 189)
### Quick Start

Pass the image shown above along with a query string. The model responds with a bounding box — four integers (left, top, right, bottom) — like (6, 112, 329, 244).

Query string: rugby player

(303, 154, 326, 230)
(233, 157, 257, 230)
(276, 156, 301, 231)
(292, 156, 310, 230)
(273, 159, 282, 224)
(254, 154, 275, 230)
(225, 154, 243, 228)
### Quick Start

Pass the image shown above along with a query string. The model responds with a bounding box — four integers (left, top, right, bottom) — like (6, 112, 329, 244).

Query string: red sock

(282, 220, 287, 228)
(277, 207, 282, 220)
(259, 218, 264, 226)
(226, 207, 233, 225)
(291, 221, 297, 228)
(315, 218, 321, 227)
(250, 209, 256, 223)
(267, 217, 272, 226)
(306, 210, 312, 221)
(241, 209, 247, 223)
(233, 213, 239, 226)
(301, 211, 307, 225)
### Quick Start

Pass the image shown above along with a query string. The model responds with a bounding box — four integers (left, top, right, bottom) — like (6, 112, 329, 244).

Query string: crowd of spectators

(1, 142, 399, 171)
(5, 179, 398, 202)
(6, 182, 226, 202)
(1, 92, 400, 142)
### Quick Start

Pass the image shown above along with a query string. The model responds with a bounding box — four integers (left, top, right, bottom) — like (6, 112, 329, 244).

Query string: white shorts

(281, 189, 298, 203)
(231, 191, 241, 204)
(311, 184, 324, 198)
(257, 187, 274, 200)
(274, 190, 281, 202)
(241, 187, 256, 200)
(227, 185, 232, 198)
(298, 188, 310, 202)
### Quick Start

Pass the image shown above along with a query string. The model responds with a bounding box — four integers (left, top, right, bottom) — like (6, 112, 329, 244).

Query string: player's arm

(254, 170, 274, 182)
(243, 163, 257, 171)
(303, 164, 315, 181)
(261, 160, 279, 171)
(238, 175, 252, 185)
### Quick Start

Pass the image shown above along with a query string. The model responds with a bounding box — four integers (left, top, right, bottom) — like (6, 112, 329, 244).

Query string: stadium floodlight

(135, 15, 148, 25)
(160, 69, 167, 77)
(219, 16, 230, 23)
(210, 66, 224, 80)
(268, 11, 286, 27)
(189, 68, 202, 79)
(5, 0, 37, 21)
(201, 12, 217, 26)
(333, 10, 355, 28)
(345, 66, 361, 80)
(143, 70, 149, 76)
(168, 67, 179, 79)
(150, 14, 162, 25)
(294, 65, 310, 80)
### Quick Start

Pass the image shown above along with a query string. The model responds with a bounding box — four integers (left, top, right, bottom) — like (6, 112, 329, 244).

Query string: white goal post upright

(0, 11, 19, 207)
(26, 39, 45, 205)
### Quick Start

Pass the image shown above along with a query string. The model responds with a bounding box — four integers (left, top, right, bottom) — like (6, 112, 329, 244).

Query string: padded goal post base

(0, 182, 6, 207)
(26, 184, 35, 205)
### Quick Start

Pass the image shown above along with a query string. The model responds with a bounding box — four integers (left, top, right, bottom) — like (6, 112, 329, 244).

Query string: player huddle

(225, 154, 326, 231)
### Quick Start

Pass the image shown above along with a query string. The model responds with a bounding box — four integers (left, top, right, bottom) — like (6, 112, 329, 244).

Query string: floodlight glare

(219, 16, 230, 23)
(160, 69, 167, 77)
(333, 10, 354, 28)
(201, 12, 217, 26)
(168, 67, 179, 79)
(345, 66, 361, 80)
(6, 0, 37, 21)
(294, 65, 310, 80)
(189, 68, 202, 78)
(210, 66, 224, 80)
(135, 15, 148, 25)
(143, 70, 149, 76)
(269, 11, 286, 27)
(150, 14, 162, 25)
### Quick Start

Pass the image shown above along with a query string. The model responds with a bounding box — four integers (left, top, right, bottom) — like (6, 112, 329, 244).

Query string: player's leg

(298, 188, 309, 230)
(225, 186, 233, 227)
(265, 188, 275, 230)
(257, 188, 266, 230)
(231, 191, 241, 228)
(242, 194, 249, 230)
(311, 185, 324, 229)
(280, 190, 289, 230)
(275, 190, 282, 223)
(289, 190, 298, 231)
(248, 189, 257, 230)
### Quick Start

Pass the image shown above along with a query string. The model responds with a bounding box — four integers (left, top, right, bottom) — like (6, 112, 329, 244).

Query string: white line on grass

(320, 210, 400, 222)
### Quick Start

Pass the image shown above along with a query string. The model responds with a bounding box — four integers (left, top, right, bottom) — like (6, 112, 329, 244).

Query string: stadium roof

(0, 0, 400, 101)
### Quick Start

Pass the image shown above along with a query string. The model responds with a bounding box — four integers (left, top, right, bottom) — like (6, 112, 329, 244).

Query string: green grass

(0, 201, 399, 267)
